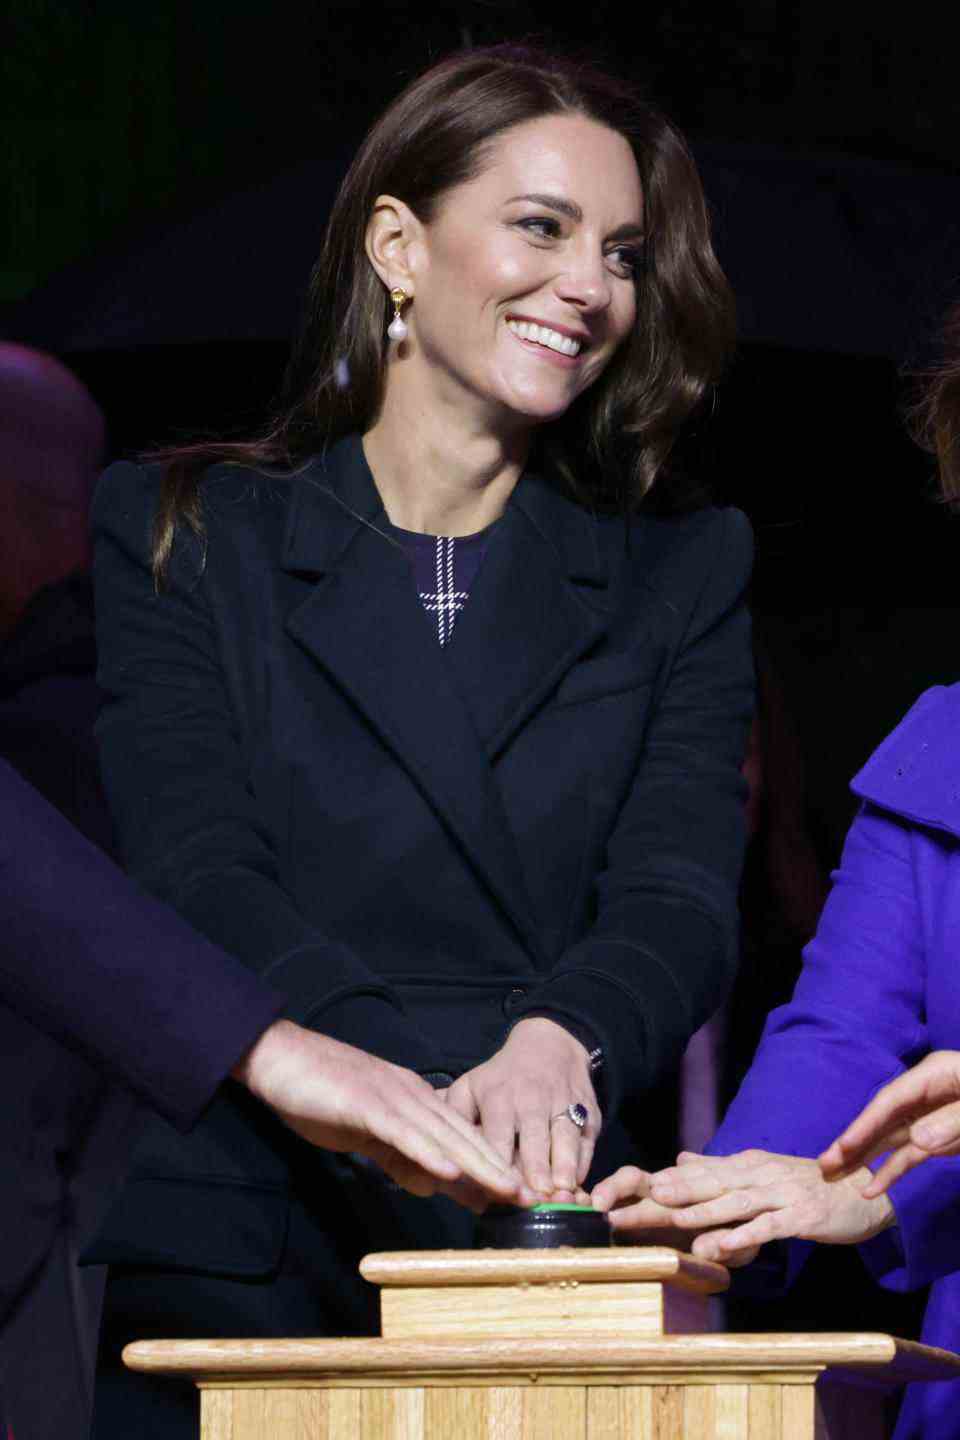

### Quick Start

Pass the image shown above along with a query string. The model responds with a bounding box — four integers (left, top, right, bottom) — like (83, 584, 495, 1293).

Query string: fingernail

(914, 1122, 945, 1147)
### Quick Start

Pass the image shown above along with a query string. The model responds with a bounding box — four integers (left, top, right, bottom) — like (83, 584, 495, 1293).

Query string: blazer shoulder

(92, 458, 293, 577)
(851, 684, 960, 836)
(604, 504, 753, 615)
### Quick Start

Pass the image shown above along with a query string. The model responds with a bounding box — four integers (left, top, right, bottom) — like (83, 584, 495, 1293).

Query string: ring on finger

(550, 1102, 589, 1130)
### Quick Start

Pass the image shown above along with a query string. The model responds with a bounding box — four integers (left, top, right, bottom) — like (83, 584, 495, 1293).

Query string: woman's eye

(516, 216, 563, 240)
(607, 245, 643, 277)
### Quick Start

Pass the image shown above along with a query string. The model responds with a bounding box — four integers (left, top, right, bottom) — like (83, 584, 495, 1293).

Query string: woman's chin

(496, 383, 579, 425)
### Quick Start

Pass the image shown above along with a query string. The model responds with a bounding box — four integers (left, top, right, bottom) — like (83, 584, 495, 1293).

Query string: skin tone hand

(233, 1019, 530, 1211)
(441, 1017, 599, 1199)
(820, 1051, 960, 1197)
(591, 1150, 896, 1267)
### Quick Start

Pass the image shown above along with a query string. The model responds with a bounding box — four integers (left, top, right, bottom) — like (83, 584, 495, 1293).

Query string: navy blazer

(89, 434, 753, 1274)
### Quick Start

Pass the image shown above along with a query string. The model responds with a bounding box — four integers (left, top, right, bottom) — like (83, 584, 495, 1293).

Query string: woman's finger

(655, 1184, 789, 1232)
(649, 1168, 727, 1206)
(911, 1098, 960, 1154)
(475, 1090, 519, 1169)
(590, 1166, 651, 1213)
(691, 1228, 760, 1268)
(820, 1053, 960, 1176)
(692, 1206, 790, 1259)
(516, 1111, 553, 1196)
(607, 1195, 680, 1232)
(576, 1132, 595, 1188)
(442, 1075, 479, 1123)
(549, 1110, 584, 1194)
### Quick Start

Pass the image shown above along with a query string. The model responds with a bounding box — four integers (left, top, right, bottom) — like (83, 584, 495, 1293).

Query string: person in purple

(592, 309, 960, 1439)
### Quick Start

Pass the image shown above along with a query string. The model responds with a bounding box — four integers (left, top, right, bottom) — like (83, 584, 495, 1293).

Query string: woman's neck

(362, 395, 530, 537)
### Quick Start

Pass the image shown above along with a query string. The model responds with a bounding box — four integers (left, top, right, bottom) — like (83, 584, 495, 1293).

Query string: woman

(592, 309, 960, 1440)
(89, 45, 752, 1437)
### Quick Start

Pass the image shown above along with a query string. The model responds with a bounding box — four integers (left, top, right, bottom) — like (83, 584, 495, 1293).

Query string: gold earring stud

(388, 288, 410, 342)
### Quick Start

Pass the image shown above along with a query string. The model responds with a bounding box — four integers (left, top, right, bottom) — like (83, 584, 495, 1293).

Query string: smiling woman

(89, 44, 752, 1440)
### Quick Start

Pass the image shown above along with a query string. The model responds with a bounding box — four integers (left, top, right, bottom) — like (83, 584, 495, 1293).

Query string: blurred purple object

(0, 344, 105, 632)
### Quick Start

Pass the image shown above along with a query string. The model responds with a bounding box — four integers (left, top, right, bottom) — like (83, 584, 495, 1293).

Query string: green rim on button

(529, 1203, 596, 1213)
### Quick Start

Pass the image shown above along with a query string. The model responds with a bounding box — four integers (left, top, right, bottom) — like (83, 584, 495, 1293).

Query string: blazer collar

(280, 434, 615, 958)
(281, 433, 387, 576)
(851, 684, 960, 840)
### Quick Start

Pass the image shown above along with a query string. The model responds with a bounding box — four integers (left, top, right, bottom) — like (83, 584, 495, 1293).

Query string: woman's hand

(593, 1150, 896, 1267)
(589, 1166, 697, 1250)
(442, 1017, 599, 1197)
(634, 1150, 897, 1266)
(820, 1052, 960, 1196)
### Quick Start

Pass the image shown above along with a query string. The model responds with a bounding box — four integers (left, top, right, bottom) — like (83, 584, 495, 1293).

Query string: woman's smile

(504, 315, 589, 366)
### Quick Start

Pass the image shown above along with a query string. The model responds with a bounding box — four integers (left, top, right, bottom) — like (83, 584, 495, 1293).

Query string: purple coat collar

(851, 684, 960, 840)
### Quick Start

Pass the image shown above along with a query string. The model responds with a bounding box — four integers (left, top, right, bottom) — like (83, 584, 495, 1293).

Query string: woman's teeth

(506, 319, 582, 357)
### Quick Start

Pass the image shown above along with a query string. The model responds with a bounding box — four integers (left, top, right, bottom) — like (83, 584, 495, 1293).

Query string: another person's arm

(595, 795, 960, 1285)
(0, 758, 521, 1203)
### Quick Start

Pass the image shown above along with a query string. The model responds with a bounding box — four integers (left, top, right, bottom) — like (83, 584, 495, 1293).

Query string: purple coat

(709, 684, 960, 1440)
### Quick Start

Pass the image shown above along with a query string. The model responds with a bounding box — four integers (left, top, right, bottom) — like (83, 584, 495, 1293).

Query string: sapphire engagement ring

(551, 1102, 589, 1129)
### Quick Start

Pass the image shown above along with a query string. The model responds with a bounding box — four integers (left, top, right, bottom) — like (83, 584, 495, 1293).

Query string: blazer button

(503, 987, 528, 1017)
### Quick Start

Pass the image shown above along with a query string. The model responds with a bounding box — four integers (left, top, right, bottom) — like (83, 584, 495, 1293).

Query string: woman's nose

(555, 247, 613, 313)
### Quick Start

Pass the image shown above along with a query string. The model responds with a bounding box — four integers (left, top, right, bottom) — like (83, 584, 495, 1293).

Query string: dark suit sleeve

(0, 758, 281, 1130)
(92, 462, 436, 1071)
(513, 508, 754, 1113)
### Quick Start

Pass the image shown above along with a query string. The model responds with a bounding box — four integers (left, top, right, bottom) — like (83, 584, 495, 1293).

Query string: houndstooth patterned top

(389, 524, 494, 646)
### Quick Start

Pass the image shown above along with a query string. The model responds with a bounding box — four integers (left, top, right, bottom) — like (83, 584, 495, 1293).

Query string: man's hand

(442, 1018, 599, 1199)
(233, 1020, 527, 1208)
(592, 1150, 896, 1267)
(820, 1051, 960, 1196)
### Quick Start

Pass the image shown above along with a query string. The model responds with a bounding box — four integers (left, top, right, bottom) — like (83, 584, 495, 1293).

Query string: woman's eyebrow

(505, 191, 583, 221)
(504, 192, 644, 241)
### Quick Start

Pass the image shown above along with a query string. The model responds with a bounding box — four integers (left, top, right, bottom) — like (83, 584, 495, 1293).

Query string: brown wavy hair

(910, 302, 960, 507)
(150, 44, 735, 584)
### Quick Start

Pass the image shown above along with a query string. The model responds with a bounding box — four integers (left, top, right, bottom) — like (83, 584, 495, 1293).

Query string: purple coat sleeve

(0, 759, 281, 1130)
(708, 798, 960, 1292)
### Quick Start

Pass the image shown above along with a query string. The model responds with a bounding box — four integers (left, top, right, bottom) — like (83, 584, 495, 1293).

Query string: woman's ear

(365, 194, 423, 294)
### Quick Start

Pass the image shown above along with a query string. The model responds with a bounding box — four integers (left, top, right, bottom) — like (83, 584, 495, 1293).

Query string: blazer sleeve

(705, 799, 959, 1294)
(92, 462, 436, 1072)
(513, 508, 755, 1113)
(0, 758, 281, 1130)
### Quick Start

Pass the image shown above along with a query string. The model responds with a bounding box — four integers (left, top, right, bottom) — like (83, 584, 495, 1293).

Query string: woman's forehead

(469, 114, 643, 224)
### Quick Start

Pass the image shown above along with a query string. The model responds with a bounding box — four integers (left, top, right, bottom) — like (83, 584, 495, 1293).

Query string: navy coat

(89, 433, 753, 1276)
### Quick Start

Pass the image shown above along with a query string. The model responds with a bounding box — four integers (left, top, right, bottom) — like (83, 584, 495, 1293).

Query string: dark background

(4, 0, 959, 1351)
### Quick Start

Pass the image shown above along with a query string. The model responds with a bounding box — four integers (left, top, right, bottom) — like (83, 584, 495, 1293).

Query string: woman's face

(404, 112, 644, 426)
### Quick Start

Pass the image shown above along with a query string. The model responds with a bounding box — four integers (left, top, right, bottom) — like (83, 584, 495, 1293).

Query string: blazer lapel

(280, 436, 542, 961)
(445, 470, 613, 757)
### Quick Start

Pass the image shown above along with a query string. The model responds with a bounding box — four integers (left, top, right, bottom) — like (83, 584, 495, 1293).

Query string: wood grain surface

(360, 1248, 729, 1295)
(127, 1331, 941, 1381)
(380, 1279, 666, 1340)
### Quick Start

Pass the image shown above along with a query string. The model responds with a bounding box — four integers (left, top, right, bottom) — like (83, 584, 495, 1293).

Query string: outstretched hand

(234, 1019, 529, 1210)
(592, 1149, 896, 1267)
(820, 1051, 960, 1196)
(442, 1017, 599, 1198)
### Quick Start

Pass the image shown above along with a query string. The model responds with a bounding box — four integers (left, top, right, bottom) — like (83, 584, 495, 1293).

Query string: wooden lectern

(124, 1247, 960, 1438)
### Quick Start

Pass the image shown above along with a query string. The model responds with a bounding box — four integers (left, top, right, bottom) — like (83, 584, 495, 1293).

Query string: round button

(502, 986, 528, 1017)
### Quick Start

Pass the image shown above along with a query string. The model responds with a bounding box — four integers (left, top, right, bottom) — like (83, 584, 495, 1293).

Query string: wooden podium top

(359, 1246, 730, 1294)
(123, 1332, 960, 1386)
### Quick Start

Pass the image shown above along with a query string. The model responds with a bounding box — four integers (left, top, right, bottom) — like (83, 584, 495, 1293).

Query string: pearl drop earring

(388, 287, 410, 342)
